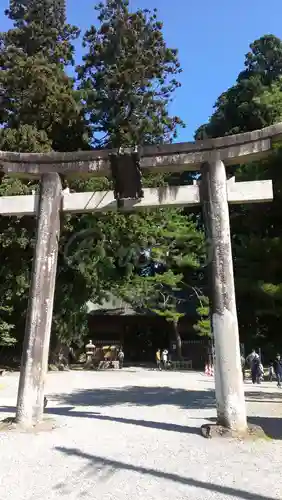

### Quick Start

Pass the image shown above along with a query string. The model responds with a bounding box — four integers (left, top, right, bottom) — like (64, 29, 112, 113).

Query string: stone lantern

(85, 340, 95, 366)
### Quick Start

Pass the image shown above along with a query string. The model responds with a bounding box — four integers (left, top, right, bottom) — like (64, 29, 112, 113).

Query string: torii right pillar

(200, 159, 247, 432)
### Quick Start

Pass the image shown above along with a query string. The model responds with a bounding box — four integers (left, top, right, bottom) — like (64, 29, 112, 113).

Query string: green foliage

(195, 35, 282, 139)
(0, 4, 88, 153)
(196, 33, 282, 353)
(5, 0, 77, 64)
(253, 78, 282, 124)
(242, 35, 282, 85)
(77, 0, 184, 148)
(0, 306, 16, 347)
(193, 295, 211, 337)
(75, 0, 206, 351)
(0, 0, 88, 348)
(115, 210, 207, 346)
(0, 0, 205, 356)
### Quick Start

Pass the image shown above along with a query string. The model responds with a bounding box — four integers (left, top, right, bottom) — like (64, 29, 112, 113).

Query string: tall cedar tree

(76, 1, 208, 357)
(195, 35, 282, 139)
(0, 0, 89, 349)
(0, 0, 207, 357)
(77, 0, 184, 148)
(195, 35, 282, 357)
(1, 0, 87, 153)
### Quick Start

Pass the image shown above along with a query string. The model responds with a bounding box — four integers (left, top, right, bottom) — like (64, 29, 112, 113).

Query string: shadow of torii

(55, 446, 278, 500)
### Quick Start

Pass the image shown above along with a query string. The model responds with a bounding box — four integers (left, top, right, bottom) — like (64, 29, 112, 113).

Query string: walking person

(118, 348, 124, 369)
(156, 349, 162, 370)
(273, 354, 282, 388)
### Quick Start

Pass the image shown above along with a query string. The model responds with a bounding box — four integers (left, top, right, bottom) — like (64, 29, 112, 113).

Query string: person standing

(251, 356, 260, 384)
(273, 354, 282, 387)
(118, 348, 124, 369)
(241, 354, 246, 381)
(246, 349, 259, 368)
(269, 361, 274, 382)
(161, 349, 168, 369)
(156, 349, 161, 370)
(246, 349, 259, 384)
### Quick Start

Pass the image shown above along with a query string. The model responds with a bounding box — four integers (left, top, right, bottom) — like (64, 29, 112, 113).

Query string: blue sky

(2, 0, 282, 140)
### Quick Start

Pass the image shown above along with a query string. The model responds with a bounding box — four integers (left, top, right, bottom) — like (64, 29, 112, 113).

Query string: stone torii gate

(0, 123, 280, 431)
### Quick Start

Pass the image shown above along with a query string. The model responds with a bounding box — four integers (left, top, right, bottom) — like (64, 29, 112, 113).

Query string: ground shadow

(1, 386, 280, 439)
(67, 410, 202, 434)
(54, 446, 278, 500)
(0, 406, 203, 435)
(248, 416, 282, 440)
(87, 413, 202, 434)
(245, 390, 282, 403)
(50, 385, 216, 410)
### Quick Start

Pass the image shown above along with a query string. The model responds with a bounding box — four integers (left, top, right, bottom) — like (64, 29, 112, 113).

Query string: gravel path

(0, 369, 281, 500)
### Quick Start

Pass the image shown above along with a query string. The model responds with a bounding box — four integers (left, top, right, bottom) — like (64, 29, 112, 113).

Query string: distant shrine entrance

(0, 123, 279, 431)
(87, 297, 208, 367)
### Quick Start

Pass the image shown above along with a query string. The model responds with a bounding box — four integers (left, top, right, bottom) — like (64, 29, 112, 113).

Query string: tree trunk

(172, 320, 182, 360)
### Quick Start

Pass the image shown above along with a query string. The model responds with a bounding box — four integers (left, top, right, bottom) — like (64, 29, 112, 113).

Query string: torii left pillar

(16, 173, 62, 427)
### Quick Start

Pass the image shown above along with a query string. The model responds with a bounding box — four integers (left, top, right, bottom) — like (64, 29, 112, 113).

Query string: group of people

(242, 349, 282, 387)
(155, 348, 170, 370)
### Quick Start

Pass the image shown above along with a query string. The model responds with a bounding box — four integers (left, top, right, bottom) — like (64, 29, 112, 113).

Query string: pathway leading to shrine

(0, 368, 281, 500)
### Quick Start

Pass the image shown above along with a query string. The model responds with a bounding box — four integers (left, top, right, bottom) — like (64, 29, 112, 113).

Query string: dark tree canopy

(0, 0, 208, 358)
(0, 0, 88, 348)
(0, 0, 87, 152)
(195, 34, 282, 357)
(239, 35, 282, 85)
(77, 0, 184, 148)
(5, 0, 74, 63)
(195, 35, 282, 139)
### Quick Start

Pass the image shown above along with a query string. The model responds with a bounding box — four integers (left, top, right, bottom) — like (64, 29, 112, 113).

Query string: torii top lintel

(1, 123, 282, 178)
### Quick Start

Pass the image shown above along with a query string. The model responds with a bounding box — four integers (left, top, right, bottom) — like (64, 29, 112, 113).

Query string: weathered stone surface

(15, 173, 62, 428)
(200, 160, 247, 432)
(0, 179, 273, 216)
(0, 416, 57, 433)
(0, 123, 282, 177)
(201, 423, 267, 440)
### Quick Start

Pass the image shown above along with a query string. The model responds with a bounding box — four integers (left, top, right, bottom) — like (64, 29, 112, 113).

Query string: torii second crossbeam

(0, 178, 273, 216)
